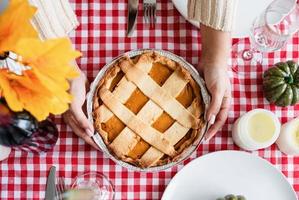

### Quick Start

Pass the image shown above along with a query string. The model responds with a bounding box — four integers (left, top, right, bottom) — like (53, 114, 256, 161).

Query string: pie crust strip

(100, 88, 176, 157)
(119, 59, 199, 129)
(109, 100, 163, 158)
(140, 99, 199, 167)
(108, 68, 191, 159)
(97, 59, 156, 155)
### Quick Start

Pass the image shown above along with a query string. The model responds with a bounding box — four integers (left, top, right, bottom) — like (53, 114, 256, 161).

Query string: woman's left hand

(201, 65, 231, 141)
(199, 24, 232, 141)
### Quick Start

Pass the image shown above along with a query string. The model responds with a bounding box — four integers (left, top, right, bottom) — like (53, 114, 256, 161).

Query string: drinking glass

(71, 172, 115, 200)
(232, 0, 299, 70)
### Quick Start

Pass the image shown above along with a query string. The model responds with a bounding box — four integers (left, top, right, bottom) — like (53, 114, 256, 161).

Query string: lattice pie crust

(93, 52, 205, 168)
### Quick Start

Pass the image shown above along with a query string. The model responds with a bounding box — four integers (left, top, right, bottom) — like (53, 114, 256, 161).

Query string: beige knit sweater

(188, 0, 238, 32)
(30, 0, 238, 37)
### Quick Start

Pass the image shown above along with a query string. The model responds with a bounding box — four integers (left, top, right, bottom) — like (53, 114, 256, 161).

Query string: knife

(45, 166, 56, 200)
(126, 0, 139, 37)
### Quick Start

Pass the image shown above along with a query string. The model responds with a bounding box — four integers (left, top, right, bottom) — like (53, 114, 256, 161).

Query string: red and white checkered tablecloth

(1, 1, 299, 199)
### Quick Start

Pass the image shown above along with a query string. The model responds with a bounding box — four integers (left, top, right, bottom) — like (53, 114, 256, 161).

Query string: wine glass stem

(242, 48, 259, 61)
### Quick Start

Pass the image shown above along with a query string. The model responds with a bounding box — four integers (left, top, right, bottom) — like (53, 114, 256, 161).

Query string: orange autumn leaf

(0, 0, 81, 121)
(16, 38, 81, 90)
(0, 38, 81, 121)
(0, 71, 23, 111)
(0, 0, 37, 52)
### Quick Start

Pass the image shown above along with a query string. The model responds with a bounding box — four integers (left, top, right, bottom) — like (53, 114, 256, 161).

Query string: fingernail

(209, 114, 216, 125)
(86, 129, 94, 137)
(204, 115, 216, 142)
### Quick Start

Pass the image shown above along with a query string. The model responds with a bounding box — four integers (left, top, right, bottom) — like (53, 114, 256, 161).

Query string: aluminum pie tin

(87, 49, 210, 172)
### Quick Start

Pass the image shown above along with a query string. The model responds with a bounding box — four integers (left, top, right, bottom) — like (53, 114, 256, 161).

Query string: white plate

(162, 151, 297, 200)
(172, 0, 273, 38)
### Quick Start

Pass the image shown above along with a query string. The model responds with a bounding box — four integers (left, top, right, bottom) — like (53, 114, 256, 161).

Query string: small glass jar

(276, 117, 299, 155)
(232, 109, 281, 151)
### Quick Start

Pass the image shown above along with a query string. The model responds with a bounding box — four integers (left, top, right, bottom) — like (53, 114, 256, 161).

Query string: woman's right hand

(63, 70, 99, 150)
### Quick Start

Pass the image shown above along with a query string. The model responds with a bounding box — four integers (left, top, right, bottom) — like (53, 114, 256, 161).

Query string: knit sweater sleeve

(29, 0, 79, 39)
(188, 0, 238, 32)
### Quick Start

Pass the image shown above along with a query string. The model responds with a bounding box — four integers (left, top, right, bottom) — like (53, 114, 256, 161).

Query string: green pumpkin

(263, 61, 299, 107)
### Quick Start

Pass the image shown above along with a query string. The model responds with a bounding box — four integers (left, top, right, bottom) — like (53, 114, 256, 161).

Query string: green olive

(236, 195, 246, 200)
(225, 194, 237, 200)
(216, 198, 225, 200)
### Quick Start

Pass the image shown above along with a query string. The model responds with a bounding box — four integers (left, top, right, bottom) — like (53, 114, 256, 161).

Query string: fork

(143, 0, 157, 27)
(55, 177, 67, 200)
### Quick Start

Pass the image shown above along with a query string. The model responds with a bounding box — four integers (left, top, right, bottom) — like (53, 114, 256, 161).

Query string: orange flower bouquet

(0, 0, 80, 151)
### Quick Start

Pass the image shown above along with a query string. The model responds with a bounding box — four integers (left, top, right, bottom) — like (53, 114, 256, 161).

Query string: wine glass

(232, 0, 299, 71)
(71, 172, 115, 200)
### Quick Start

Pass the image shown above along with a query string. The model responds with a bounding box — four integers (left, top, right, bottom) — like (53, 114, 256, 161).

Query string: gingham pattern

(270, 4, 299, 36)
(0, 1, 299, 199)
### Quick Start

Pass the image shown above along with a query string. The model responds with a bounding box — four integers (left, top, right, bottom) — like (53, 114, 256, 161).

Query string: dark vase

(0, 99, 58, 153)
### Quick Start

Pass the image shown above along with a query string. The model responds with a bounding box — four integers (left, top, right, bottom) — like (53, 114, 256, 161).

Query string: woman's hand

(202, 66, 231, 141)
(199, 24, 232, 141)
(63, 69, 99, 150)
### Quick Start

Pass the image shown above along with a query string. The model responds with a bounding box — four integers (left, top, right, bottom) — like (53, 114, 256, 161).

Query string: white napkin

(29, 0, 79, 39)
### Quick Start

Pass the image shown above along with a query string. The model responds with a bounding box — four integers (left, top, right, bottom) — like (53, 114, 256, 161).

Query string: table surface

(1, 1, 299, 199)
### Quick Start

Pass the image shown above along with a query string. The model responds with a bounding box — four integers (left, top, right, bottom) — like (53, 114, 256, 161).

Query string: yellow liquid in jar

(248, 112, 276, 143)
(292, 123, 299, 147)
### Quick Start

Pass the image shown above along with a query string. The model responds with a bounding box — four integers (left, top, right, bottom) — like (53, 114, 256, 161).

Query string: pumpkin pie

(93, 52, 205, 168)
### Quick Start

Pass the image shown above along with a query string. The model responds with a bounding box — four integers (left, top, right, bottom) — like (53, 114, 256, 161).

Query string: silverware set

(46, 167, 96, 200)
(45, 166, 66, 200)
(127, 0, 157, 37)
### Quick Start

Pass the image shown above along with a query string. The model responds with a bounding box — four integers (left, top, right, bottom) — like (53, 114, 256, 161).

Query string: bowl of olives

(216, 194, 246, 200)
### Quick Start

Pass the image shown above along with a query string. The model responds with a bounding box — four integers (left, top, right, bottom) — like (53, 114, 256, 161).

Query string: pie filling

(93, 52, 204, 168)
